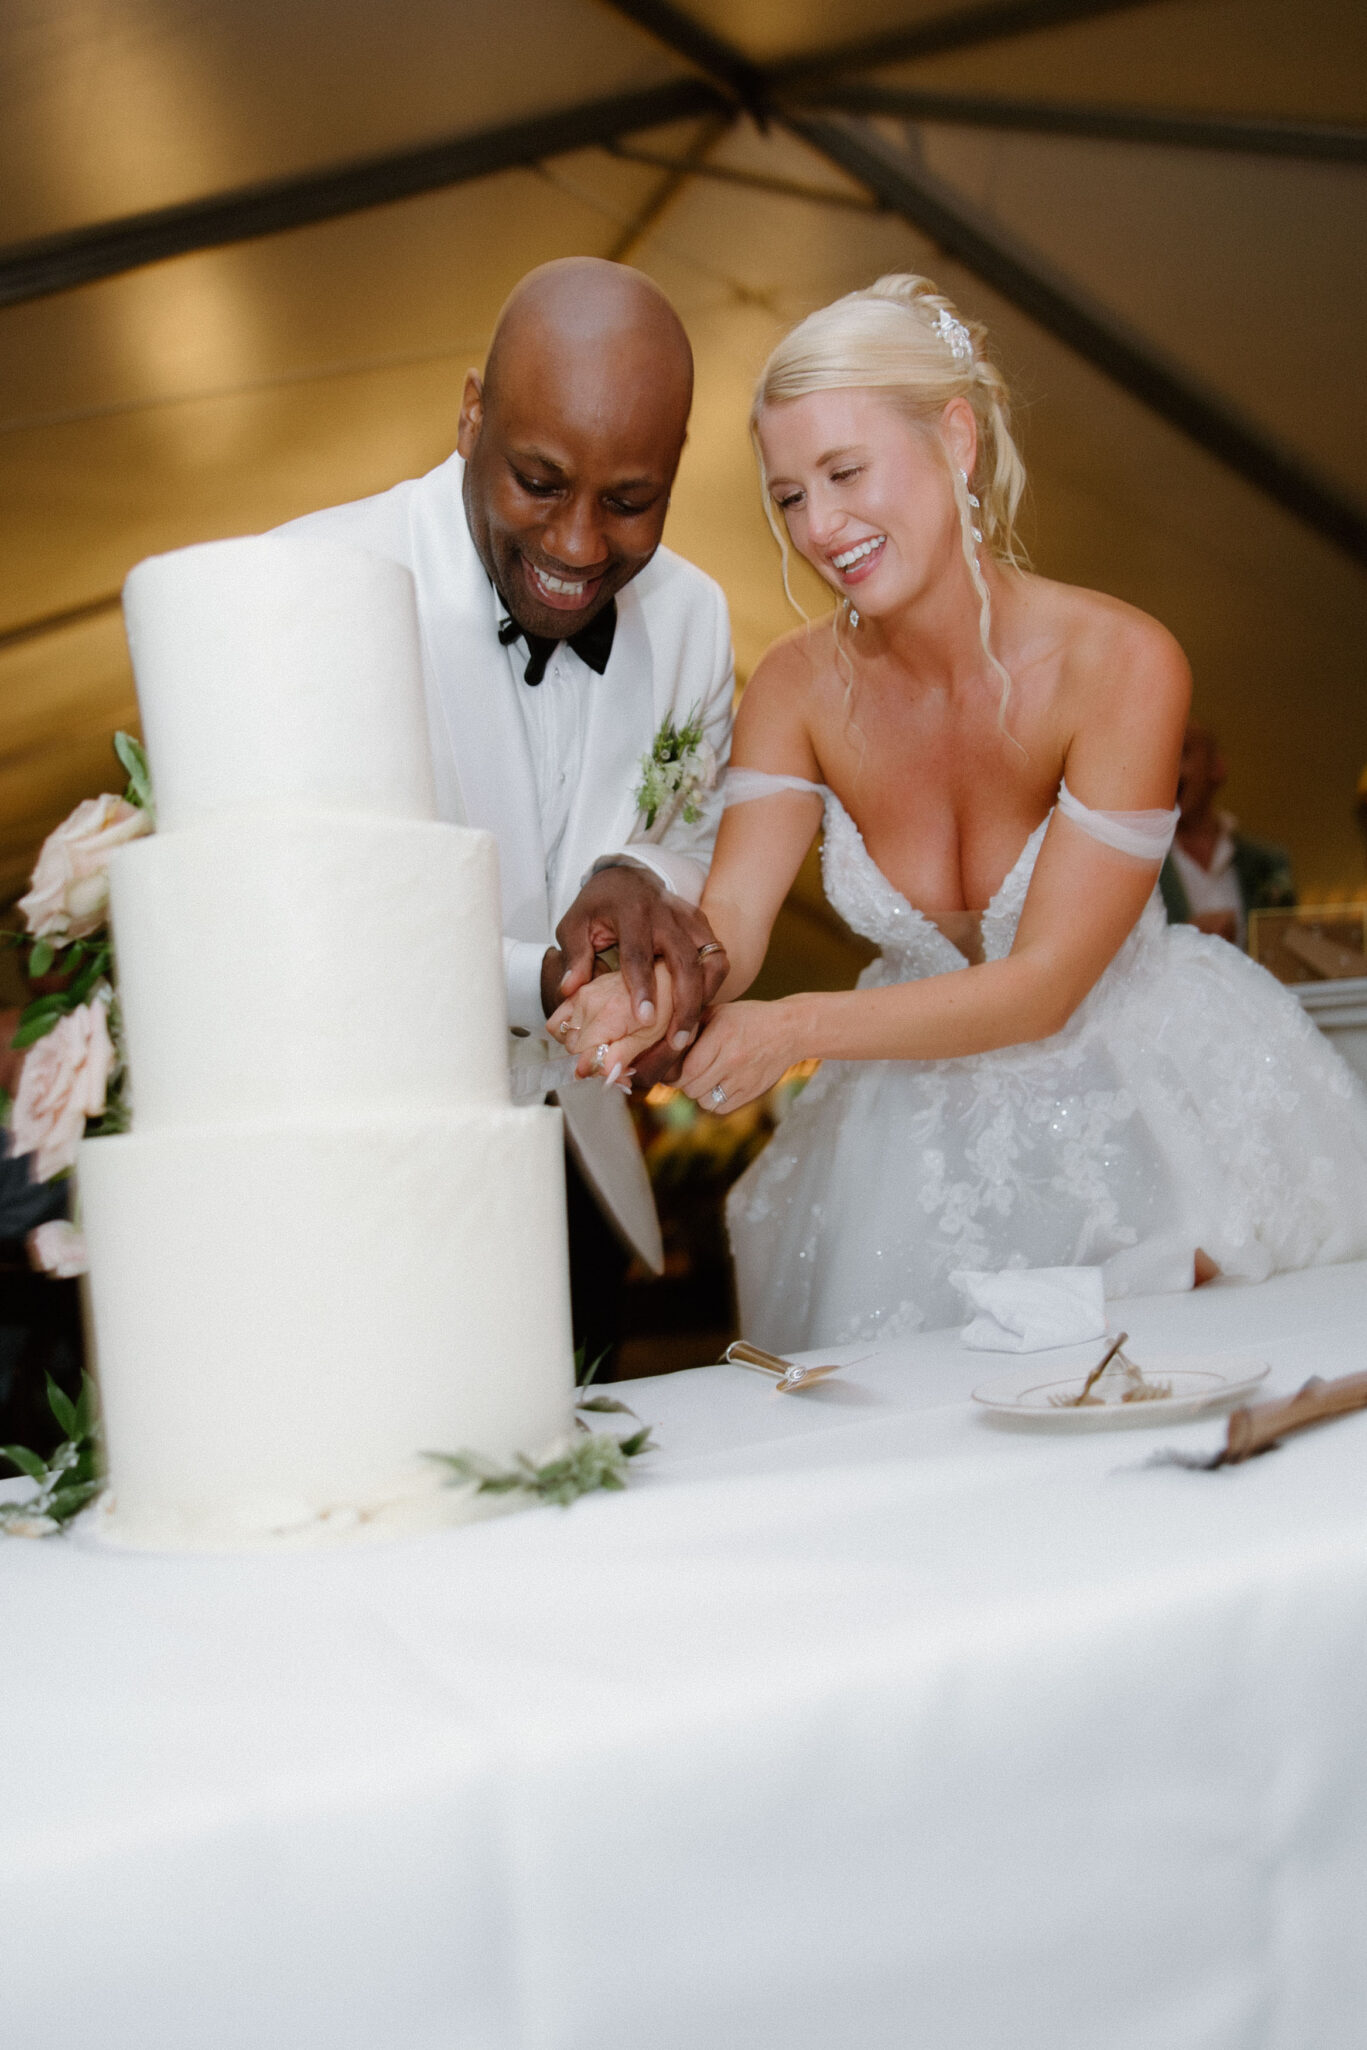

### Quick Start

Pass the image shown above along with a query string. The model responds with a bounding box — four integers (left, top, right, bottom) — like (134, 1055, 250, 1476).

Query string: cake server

(722, 1339, 847, 1393)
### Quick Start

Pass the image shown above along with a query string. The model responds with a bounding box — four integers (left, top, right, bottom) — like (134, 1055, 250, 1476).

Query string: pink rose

(26, 1220, 88, 1278)
(9, 998, 115, 1180)
(18, 793, 150, 942)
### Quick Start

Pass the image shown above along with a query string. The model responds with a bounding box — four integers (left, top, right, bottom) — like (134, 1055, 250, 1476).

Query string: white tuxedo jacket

(277, 450, 735, 1270)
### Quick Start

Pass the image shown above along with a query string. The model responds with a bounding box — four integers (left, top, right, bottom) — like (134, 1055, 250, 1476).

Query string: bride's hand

(548, 966, 673, 1081)
(680, 999, 799, 1112)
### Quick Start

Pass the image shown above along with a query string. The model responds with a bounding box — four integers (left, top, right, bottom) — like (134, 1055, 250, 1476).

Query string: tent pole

(801, 85, 1367, 164)
(0, 78, 728, 309)
(787, 113, 1367, 564)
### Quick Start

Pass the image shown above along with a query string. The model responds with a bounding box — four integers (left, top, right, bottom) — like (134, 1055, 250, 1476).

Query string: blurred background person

(1160, 719, 1295, 947)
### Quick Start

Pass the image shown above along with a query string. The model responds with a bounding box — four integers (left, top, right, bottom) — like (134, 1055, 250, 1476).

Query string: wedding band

(697, 942, 724, 961)
(709, 1084, 727, 1107)
(593, 1043, 609, 1075)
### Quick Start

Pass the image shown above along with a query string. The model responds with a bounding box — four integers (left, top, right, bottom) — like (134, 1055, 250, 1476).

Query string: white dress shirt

(1170, 812, 1246, 946)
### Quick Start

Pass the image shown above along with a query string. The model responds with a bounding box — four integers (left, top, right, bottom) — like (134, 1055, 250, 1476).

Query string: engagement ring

(556, 1017, 572, 1040)
(593, 1044, 609, 1075)
(709, 1084, 727, 1107)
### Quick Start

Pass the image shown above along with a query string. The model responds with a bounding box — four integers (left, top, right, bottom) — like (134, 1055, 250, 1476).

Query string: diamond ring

(556, 1017, 573, 1041)
(709, 1083, 727, 1107)
(593, 1043, 609, 1075)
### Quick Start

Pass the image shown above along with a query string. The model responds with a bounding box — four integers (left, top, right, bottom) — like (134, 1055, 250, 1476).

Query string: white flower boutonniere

(634, 707, 716, 838)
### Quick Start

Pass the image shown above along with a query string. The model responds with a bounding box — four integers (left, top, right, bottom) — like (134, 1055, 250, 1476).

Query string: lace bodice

(721, 768, 1175, 983)
(817, 790, 1044, 973)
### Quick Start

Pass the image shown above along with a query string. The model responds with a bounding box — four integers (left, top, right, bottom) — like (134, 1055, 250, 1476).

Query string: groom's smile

(456, 261, 694, 644)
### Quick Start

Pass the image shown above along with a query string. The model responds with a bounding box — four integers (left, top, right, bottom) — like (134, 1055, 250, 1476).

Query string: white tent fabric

(1, 0, 1363, 926)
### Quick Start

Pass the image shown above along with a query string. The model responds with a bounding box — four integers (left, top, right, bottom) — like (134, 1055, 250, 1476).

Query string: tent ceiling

(1, 0, 1363, 906)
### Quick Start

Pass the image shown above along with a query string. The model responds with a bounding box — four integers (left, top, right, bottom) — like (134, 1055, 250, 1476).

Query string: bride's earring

(843, 595, 860, 631)
(961, 470, 984, 546)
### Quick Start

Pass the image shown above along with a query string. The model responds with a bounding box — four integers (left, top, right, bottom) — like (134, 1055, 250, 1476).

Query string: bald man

(278, 261, 735, 1351)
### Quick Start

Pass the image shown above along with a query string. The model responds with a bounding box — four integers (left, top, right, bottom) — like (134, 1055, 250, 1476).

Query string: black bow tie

(498, 598, 617, 686)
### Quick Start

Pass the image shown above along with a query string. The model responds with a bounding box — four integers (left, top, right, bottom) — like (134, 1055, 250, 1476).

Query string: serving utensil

(722, 1340, 847, 1393)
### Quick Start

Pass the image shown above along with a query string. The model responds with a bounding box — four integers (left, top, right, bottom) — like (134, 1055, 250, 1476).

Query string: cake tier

(111, 813, 509, 1124)
(78, 1107, 574, 1550)
(122, 536, 436, 832)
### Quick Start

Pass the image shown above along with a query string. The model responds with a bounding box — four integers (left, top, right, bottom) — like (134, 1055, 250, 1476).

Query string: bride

(552, 274, 1367, 1351)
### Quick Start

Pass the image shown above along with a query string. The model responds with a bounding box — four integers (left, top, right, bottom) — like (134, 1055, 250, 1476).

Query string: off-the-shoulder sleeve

(723, 767, 827, 807)
(1057, 778, 1178, 861)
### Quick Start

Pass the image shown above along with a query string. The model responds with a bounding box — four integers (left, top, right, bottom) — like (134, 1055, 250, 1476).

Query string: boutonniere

(634, 707, 716, 833)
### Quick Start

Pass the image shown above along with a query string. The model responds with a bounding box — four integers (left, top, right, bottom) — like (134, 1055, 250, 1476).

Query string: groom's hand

(552, 865, 728, 1060)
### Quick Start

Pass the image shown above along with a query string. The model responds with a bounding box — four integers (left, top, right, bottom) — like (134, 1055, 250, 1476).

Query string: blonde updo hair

(753, 274, 1028, 720)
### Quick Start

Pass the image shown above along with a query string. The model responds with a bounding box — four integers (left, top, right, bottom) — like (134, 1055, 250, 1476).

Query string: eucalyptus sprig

(427, 1419, 656, 1508)
(0, 1374, 104, 1537)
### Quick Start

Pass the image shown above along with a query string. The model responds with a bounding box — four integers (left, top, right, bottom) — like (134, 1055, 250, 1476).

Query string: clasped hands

(545, 867, 797, 1110)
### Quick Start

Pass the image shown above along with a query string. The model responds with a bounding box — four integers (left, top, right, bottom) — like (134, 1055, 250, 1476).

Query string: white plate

(971, 1353, 1271, 1429)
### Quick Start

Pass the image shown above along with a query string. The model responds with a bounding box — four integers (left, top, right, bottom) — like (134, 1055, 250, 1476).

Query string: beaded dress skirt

(727, 792, 1367, 1352)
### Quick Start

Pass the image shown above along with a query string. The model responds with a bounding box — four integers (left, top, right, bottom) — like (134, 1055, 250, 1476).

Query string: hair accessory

(934, 306, 974, 366)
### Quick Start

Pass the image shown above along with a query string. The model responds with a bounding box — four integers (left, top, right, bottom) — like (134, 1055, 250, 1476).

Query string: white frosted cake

(77, 535, 575, 1549)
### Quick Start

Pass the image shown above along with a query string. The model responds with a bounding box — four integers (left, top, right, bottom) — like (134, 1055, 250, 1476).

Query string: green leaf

(71, 1374, 98, 1443)
(615, 1426, 656, 1460)
(2, 1444, 50, 1485)
(43, 1480, 103, 1523)
(0, 1086, 10, 1122)
(46, 1376, 78, 1440)
(28, 939, 54, 978)
(575, 1345, 610, 1390)
(20, 992, 70, 1021)
(576, 1394, 639, 1418)
(114, 732, 154, 813)
(11, 1017, 55, 1049)
(66, 959, 104, 1005)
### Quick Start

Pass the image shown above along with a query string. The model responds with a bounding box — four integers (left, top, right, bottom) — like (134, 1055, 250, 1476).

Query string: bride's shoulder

(1020, 575, 1189, 710)
(733, 625, 829, 772)
(747, 620, 835, 687)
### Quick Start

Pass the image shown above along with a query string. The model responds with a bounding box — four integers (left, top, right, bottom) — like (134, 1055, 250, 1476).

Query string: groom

(278, 260, 734, 1352)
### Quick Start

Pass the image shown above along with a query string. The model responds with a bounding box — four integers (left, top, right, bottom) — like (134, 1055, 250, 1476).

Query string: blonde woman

(553, 276, 1367, 1351)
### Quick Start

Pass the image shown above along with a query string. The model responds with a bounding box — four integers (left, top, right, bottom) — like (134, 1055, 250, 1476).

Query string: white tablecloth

(3, 1261, 1366, 2050)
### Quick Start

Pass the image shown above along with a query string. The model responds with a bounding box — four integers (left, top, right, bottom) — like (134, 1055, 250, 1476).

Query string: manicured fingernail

(637, 1001, 655, 1023)
(671, 1031, 692, 1051)
(616, 1082, 632, 1096)
(603, 1062, 622, 1089)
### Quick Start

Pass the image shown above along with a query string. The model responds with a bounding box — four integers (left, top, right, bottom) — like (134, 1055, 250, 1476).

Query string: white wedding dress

(726, 774, 1367, 1351)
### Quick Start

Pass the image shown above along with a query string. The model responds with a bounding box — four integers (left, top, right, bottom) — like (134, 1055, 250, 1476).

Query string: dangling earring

(962, 470, 983, 546)
(963, 469, 983, 545)
(844, 596, 860, 631)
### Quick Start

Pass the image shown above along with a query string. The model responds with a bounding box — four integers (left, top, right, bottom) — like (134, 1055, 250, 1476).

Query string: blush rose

(18, 794, 150, 943)
(26, 1219, 88, 1278)
(9, 998, 116, 1180)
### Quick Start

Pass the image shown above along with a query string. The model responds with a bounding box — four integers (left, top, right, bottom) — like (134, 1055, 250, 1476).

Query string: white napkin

(951, 1266, 1107, 1353)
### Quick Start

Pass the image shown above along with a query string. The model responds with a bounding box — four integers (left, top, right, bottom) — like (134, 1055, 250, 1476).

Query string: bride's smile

(757, 386, 978, 622)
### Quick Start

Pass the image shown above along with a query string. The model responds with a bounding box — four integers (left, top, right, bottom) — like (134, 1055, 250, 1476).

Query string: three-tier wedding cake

(78, 534, 575, 1548)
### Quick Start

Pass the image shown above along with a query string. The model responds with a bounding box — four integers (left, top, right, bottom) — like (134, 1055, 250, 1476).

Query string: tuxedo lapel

(550, 584, 657, 920)
(406, 455, 549, 940)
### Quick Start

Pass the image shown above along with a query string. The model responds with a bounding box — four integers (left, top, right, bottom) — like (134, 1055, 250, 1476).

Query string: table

(3, 1260, 1366, 2049)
